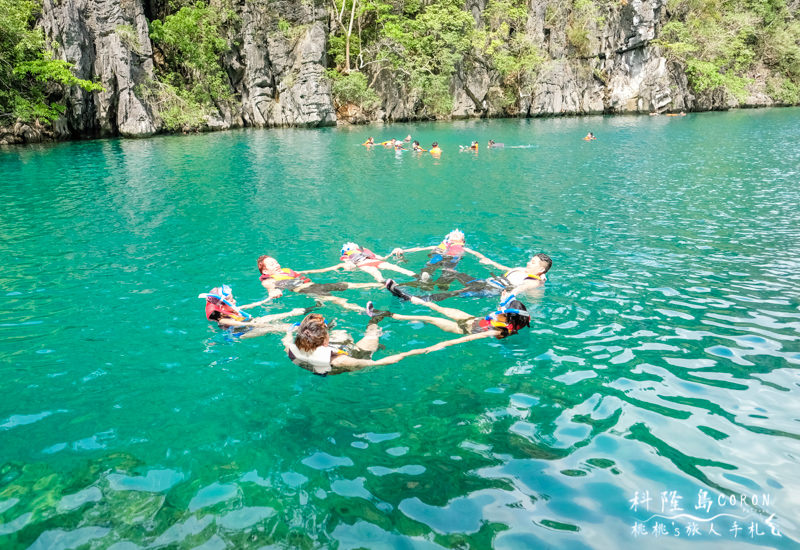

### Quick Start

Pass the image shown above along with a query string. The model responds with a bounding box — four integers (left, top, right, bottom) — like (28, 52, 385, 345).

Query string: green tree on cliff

(327, 0, 475, 117)
(657, 0, 800, 103)
(327, 0, 544, 118)
(0, 0, 102, 125)
(147, 1, 236, 131)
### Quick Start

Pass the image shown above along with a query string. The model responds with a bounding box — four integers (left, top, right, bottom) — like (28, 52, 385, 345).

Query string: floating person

(200, 284, 310, 338)
(363, 137, 375, 146)
(473, 252, 552, 294)
(368, 293, 531, 341)
(257, 255, 381, 312)
(412, 140, 427, 152)
(583, 132, 596, 140)
(390, 229, 484, 289)
(384, 252, 553, 302)
(404, 134, 412, 142)
(429, 142, 442, 157)
(460, 140, 479, 151)
(310, 242, 416, 283)
(381, 138, 397, 148)
(283, 312, 442, 375)
(487, 139, 505, 148)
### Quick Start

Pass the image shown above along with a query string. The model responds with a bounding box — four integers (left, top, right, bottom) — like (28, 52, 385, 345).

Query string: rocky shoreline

(1, 0, 795, 146)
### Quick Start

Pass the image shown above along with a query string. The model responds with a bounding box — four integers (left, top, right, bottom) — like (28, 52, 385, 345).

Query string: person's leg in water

(429, 258, 465, 290)
(403, 259, 482, 292)
(402, 253, 459, 289)
(352, 323, 382, 355)
(385, 277, 498, 303)
(238, 302, 323, 339)
(357, 263, 415, 283)
(365, 300, 464, 334)
(296, 282, 381, 314)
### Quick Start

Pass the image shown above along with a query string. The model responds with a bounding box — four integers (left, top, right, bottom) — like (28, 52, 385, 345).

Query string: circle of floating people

(202, 229, 553, 376)
(361, 134, 554, 156)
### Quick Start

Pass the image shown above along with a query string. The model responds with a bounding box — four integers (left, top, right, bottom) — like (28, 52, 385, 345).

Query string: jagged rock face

(40, 0, 157, 138)
(598, 0, 690, 113)
(0, 121, 54, 145)
(236, 1, 335, 128)
(448, 0, 693, 119)
(31, 0, 787, 138)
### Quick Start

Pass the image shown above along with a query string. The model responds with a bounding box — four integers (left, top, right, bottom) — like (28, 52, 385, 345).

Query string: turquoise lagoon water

(1, 108, 800, 549)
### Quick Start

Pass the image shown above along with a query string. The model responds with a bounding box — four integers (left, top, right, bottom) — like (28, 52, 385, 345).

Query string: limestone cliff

(6, 0, 794, 142)
(40, 0, 158, 138)
(233, 1, 335, 128)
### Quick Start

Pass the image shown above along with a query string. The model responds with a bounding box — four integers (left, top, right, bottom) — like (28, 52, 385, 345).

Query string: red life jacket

(260, 268, 311, 288)
(435, 240, 464, 257)
(341, 247, 382, 266)
(205, 300, 244, 322)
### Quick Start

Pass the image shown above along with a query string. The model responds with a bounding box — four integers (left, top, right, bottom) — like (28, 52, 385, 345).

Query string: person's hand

(270, 289, 283, 299)
(343, 262, 357, 271)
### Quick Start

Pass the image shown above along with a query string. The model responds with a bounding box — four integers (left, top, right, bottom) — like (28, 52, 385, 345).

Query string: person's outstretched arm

(238, 297, 272, 309)
(250, 307, 307, 325)
(260, 279, 284, 299)
(476, 254, 511, 271)
(418, 331, 499, 353)
(300, 263, 347, 274)
(388, 245, 436, 257)
(332, 331, 499, 371)
(462, 247, 494, 262)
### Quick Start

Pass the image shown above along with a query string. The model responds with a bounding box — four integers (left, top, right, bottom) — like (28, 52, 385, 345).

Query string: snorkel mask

(485, 294, 530, 336)
(341, 242, 360, 257)
(198, 284, 252, 320)
(445, 229, 465, 245)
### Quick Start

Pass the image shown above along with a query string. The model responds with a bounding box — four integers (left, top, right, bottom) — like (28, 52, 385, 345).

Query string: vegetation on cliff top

(326, 0, 799, 115)
(657, 0, 800, 104)
(326, 0, 543, 117)
(2, 0, 798, 133)
(0, 0, 102, 125)
(147, 1, 238, 131)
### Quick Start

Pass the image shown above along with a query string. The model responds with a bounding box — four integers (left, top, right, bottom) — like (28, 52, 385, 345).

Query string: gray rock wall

(450, 0, 694, 120)
(7, 0, 789, 142)
(236, 1, 335, 128)
(40, 0, 157, 138)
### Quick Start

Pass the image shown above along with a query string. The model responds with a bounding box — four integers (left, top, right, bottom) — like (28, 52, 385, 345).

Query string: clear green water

(1, 109, 800, 549)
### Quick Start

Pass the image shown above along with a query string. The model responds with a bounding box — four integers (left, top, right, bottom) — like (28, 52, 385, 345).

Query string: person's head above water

(340, 242, 361, 257)
(295, 313, 329, 351)
(444, 229, 465, 245)
(431, 141, 439, 147)
(258, 255, 281, 274)
(487, 296, 531, 338)
(488, 139, 495, 146)
(527, 253, 552, 275)
(203, 284, 235, 304)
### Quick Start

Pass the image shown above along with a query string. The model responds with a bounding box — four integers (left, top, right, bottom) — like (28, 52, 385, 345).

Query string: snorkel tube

(199, 284, 253, 321)
(485, 294, 530, 336)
